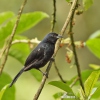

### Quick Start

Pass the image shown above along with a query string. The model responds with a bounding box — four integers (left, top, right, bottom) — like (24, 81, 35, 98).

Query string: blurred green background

(0, 0, 100, 100)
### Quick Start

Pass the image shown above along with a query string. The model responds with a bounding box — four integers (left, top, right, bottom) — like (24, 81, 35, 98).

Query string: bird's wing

(24, 43, 46, 67)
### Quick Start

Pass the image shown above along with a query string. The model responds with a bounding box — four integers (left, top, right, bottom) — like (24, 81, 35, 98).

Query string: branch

(67, 1, 84, 90)
(0, 0, 27, 75)
(12, 38, 40, 45)
(51, 0, 56, 32)
(51, 0, 66, 84)
(33, 0, 79, 100)
(53, 61, 66, 83)
(70, 77, 79, 88)
(54, 0, 79, 56)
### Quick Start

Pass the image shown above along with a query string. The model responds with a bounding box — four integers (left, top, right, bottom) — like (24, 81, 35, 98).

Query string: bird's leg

(38, 69, 48, 78)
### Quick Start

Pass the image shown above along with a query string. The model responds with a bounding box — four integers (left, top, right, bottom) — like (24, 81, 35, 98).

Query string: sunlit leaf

(0, 84, 9, 100)
(0, 21, 14, 47)
(15, 12, 49, 34)
(0, 72, 15, 100)
(84, 70, 100, 96)
(66, 0, 71, 3)
(0, 11, 49, 47)
(0, 11, 14, 25)
(86, 39, 100, 59)
(49, 81, 74, 95)
(53, 92, 64, 99)
(91, 86, 100, 99)
(78, 87, 86, 100)
(88, 30, 100, 39)
(67, 70, 93, 86)
(89, 64, 100, 70)
(83, 0, 93, 10)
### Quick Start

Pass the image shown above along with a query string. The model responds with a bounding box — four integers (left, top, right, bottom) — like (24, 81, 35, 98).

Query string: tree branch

(66, 0, 84, 91)
(53, 61, 66, 83)
(69, 20, 84, 90)
(12, 38, 40, 45)
(0, 0, 27, 75)
(51, 0, 56, 32)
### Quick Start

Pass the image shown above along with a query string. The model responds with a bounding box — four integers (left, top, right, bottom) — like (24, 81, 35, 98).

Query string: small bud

(75, 41, 84, 48)
(59, 43, 64, 48)
(75, 10, 83, 15)
(65, 48, 73, 63)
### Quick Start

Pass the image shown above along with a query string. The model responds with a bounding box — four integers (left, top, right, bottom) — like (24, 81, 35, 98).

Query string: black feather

(9, 32, 62, 87)
(9, 68, 24, 87)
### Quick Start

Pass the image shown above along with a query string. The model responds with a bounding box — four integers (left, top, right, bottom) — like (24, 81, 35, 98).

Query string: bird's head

(42, 32, 63, 44)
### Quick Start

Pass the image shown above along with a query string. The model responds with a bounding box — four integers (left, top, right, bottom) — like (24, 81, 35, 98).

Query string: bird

(9, 32, 62, 87)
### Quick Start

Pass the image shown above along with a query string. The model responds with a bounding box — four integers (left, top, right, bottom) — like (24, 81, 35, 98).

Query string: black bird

(9, 32, 62, 87)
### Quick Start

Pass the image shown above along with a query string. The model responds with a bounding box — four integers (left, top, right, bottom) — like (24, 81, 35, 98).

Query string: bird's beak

(57, 34, 63, 39)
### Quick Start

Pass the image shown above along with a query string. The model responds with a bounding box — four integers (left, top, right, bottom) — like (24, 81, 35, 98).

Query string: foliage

(0, 73, 15, 100)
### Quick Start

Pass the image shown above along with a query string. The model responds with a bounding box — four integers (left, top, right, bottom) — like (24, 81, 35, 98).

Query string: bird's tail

(9, 68, 24, 87)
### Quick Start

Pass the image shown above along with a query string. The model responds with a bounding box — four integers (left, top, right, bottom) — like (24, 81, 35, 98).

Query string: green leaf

(67, 70, 93, 86)
(0, 11, 14, 25)
(0, 84, 9, 100)
(49, 81, 74, 95)
(78, 87, 86, 100)
(0, 21, 14, 47)
(88, 30, 100, 39)
(15, 12, 49, 34)
(84, 70, 100, 96)
(0, 72, 15, 100)
(0, 11, 49, 47)
(91, 86, 100, 99)
(83, 0, 93, 10)
(86, 39, 100, 59)
(89, 64, 100, 70)
(9, 35, 30, 64)
(66, 0, 71, 3)
(53, 92, 64, 99)
(30, 69, 42, 82)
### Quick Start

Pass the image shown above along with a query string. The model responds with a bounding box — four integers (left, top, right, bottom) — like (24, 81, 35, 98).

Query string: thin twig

(53, 61, 66, 83)
(70, 77, 79, 88)
(0, 0, 27, 74)
(54, 0, 79, 57)
(51, 0, 66, 84)
(51, 0, 56, 32)
(33, 0, 79, 99)
(12, 38, 40, 45)
(68, 4, 84, 90)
